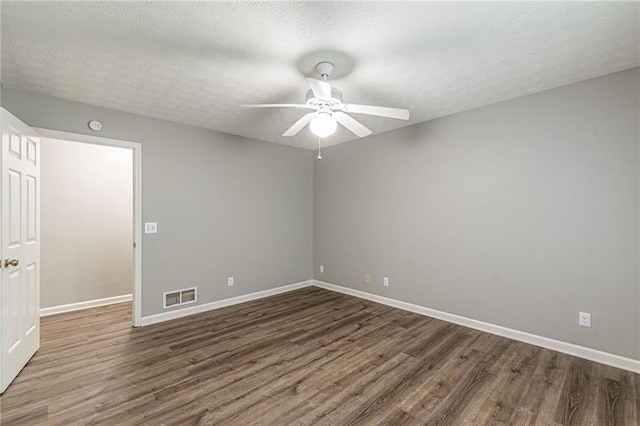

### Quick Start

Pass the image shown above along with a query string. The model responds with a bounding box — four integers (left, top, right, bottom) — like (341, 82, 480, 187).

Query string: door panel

(8, 269, 21, 352)
(8, 130, 20, 158)
(8, 170, 21, 247)
(26, 176, 36, 243)
(26, 263, 37, 332)
(26, 138, 37, 165)
(1, 108, 40, 394)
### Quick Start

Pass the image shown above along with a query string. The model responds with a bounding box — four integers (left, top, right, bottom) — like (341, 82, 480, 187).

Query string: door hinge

(133, 242, 136, 248)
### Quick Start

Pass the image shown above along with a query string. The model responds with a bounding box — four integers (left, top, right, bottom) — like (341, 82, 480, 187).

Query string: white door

(0, 108, 40, 394)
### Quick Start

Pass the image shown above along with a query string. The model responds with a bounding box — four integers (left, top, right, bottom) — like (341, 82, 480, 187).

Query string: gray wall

(40, 139, 133, 309)
(314, 68, 639, 360)
(2, 88, 314, 317)
(3, 69, 637, 360)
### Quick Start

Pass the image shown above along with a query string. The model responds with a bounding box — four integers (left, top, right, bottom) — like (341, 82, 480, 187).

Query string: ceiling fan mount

(315, 61, 335, 80)
(242, 61, 410, 139)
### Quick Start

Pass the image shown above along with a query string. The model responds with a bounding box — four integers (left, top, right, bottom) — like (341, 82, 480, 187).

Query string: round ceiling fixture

(309, 112, 337, 138)
(88, 120, 102, 131)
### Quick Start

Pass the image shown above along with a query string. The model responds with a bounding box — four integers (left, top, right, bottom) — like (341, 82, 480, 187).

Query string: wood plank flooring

(0, 287, 638, 425)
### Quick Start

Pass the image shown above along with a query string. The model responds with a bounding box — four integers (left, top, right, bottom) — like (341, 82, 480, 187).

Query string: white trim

(140, 280, 313, 326)
(313, 280, 640, 374)
(40, 294, 132, 317)
(33, 127, 143, 327)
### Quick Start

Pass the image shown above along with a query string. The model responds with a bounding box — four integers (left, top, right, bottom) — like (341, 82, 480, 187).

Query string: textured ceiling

(2, 2, 639, 150)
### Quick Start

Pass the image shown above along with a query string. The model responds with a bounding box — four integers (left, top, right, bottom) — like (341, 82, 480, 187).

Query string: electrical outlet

(578, 312, 591, 328)
(320, 265, 324, 273)
(228, 277, 234, 287)
(383, 277, 389, 287)
(144, 222, 158, 234)
(365, 274, 371, 284)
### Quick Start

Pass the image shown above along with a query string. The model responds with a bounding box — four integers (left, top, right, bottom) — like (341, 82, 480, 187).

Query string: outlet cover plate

(579, 312, 591, 327)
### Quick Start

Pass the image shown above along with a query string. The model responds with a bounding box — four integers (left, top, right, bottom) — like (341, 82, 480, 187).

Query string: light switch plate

(144, 222, 158, 234)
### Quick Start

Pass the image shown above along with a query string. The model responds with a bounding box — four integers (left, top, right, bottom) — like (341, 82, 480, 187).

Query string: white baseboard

(139, 280, 314, 326)
(313, 280, 640, 374)
(130, 277, 640, 373)
(40, 294, 133, 317)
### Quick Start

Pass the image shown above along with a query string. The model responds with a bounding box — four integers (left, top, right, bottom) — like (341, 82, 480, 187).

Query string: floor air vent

(163, 287, 197, 309)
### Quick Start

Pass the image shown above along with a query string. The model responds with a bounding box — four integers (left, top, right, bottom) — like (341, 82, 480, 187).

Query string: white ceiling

(2, 2, 638, 150)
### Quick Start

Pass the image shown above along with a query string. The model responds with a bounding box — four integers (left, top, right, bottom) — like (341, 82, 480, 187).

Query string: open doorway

(35, 129, 142, 326)
(41, 138, 133, 314)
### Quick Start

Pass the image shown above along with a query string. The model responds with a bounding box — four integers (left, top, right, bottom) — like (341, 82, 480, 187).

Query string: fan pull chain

(317, 136, 322, 160)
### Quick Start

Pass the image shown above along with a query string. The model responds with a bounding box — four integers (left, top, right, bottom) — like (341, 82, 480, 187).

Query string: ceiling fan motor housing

(305, 88, 343, 104)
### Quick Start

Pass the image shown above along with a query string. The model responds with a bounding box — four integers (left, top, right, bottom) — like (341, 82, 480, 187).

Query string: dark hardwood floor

(0, 287, 638, 425)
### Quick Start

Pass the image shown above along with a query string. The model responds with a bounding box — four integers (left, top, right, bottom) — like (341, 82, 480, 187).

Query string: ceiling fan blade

(343, 104, 410, 120)
(241, 104, 311, 109)
(283, 113, 315, 137)
(333, 112, 372, 138)
(307, 78, 332, 101)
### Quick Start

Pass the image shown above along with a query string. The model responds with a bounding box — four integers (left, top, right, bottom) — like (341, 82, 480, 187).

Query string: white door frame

(34, 128, 143, 327)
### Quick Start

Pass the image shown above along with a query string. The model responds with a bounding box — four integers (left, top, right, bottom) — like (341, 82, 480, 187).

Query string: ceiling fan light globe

(310, 114, 337, 138)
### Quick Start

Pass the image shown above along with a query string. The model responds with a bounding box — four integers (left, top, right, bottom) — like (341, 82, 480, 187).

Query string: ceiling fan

(241, 62, 410, 138)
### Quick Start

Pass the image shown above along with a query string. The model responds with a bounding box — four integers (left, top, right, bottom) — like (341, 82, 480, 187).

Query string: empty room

(0, 2, 638, 425)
